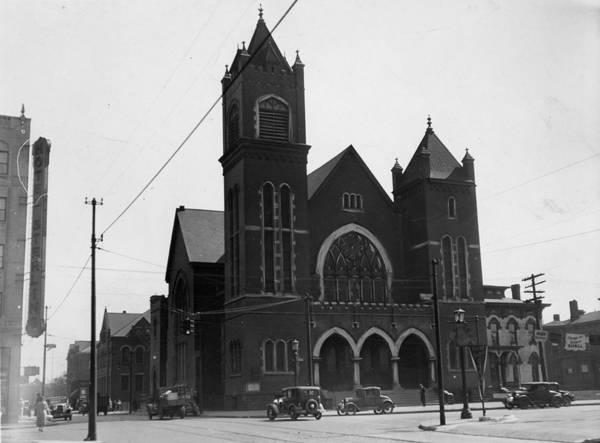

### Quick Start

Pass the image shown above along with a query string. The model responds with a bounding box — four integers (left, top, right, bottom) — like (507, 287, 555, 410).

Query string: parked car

(147, 385, 186, 420)
(546, 382, 575, 406)
(336, 386, 394, 415)
(50, 403, 72, 421)
(502, 382, 563, 409)
(266, 386, 324, 421)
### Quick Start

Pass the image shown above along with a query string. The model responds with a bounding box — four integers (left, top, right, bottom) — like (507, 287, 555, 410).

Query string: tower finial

(259, 3, 263, 20)
(21, 104, 25, 117)
(427, 114, 432, 129)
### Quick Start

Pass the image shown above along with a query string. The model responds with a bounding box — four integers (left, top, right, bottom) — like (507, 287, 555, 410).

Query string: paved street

(2, 404, 599, 443)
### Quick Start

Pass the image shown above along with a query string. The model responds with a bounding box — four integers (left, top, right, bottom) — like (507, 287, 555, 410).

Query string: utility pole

(431, 259, 446, 426)
(42, 306, 48, 397)
(304, 294, 314, 385)
(522, 273, 547, 381)
(84, 197, 102, 441)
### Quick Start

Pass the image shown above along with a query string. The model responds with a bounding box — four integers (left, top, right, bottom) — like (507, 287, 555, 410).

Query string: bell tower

(219, 8, 310, 302)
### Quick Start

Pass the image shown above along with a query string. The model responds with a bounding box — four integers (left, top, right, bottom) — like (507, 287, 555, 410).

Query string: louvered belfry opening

(258, 97, 289, 141)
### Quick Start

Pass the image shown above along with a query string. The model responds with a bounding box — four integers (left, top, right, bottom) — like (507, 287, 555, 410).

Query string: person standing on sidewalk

(34, 393, 49, 432)
(419, 384, 426, 406)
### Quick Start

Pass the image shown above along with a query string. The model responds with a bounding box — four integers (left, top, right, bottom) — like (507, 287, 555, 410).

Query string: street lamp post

(291, 339, 299, 386)
(454, 308, 472, 419)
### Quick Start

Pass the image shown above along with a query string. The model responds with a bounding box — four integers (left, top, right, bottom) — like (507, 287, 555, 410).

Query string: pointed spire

(462, 148, 474, 162)
(392, 157, 403, 170)
(20, 104, 25, 117)
(426, 114, 434, 134)
(241, 40, 249, 56)
(294, 50, 304, 66)
(258, 3, 264, 21)
(223, 64, 231, 80)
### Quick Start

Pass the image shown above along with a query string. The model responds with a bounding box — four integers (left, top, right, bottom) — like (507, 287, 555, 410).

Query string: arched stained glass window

(262, 183, 275, 293)
(258, 97, 289, 141)
(323, 232, 387, 303)
(280, 185, 293, 292)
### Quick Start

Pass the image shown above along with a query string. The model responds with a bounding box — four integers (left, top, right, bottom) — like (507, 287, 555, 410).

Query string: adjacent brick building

(65, 340, 90, 394)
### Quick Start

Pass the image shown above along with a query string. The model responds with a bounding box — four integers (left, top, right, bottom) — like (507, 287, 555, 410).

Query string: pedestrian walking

(419, 384, 426, 406)
(34, 393, 49, 432)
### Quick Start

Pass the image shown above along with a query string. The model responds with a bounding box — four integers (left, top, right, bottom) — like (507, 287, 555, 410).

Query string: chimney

(569, 300, 580, 321)
(553, 314, 560, 321)
(511, 284, 521, 300)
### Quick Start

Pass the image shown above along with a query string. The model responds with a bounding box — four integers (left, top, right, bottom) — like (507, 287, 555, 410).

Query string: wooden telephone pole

(522, 273, 547, 381)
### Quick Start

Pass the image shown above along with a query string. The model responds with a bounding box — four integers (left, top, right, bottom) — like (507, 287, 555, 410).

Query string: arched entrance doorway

(359, 335, 392, 389)
(320, 335, 353, 391)
(398, 334, 430, 388)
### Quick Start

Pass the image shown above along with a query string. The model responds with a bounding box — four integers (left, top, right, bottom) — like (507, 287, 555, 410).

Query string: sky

(1, 0, 599, 382)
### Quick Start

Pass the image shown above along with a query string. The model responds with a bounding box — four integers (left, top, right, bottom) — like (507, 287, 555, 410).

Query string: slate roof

(177, 209, 224, 263)
(105, 310, 150, 337)
(545, 311, 600, 328)
(402, 126, 462, 184)
(307, 148, 347, 199)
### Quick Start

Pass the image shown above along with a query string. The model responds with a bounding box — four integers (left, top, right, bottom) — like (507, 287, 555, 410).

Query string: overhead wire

(100, 0, 299, 239)
(48, 255, 91, 321)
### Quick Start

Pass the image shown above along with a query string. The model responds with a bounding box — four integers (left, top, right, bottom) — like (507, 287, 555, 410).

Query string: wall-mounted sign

(534, 330, 548, 342)
(565, 333, 586, 351)
(26, 137, 50, 338)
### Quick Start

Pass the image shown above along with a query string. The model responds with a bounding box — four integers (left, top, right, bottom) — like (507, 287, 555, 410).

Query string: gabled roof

(104, 310, 150, 338)
(165, 208, 225, 280)
(402, 125, 462, 184)
(307, 145, 393, 206)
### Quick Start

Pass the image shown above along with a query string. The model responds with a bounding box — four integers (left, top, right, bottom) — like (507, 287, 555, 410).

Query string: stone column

(352, 357, 362, 388)
(391, 357, 400, 388)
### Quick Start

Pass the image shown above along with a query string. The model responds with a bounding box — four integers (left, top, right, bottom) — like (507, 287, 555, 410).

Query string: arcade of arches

(313, 329, 435, 391)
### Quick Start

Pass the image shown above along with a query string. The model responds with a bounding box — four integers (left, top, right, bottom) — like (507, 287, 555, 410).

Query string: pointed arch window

(227, 103, 240, 149)
(457, 237, 468, 299)
(441, 236, 454, 299)
(529, 353, 540, 382)
(280, 185, 293, 292)
(323, 231, 387, 303)
(258, 96, 289, 141)
(488, 318, 501, 346)
(507, 319, 519, 346)
(263, 339, 291, 373)
(228, 186, 240, 297)
(262, 183, 275, 293)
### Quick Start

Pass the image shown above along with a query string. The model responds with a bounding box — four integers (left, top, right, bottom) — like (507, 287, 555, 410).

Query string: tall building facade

(0, 109, 30, 423)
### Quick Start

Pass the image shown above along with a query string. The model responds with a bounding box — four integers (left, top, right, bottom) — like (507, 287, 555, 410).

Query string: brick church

(151, 10, 543, 410)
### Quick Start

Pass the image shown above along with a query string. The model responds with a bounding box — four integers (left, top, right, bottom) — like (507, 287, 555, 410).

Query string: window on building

(0, 151, 7, 175)
(488, 319, 500, 346)
(322, 231, 387, 303)
(441, 236, 454, 298)
(228, 103, 240, 149)
(258, 96, 289, 141)
(262, 183, 275, 293)
(581, 364, 589, 373)
(121, 347, 130, 364)
(457, 237, 468, 299)
(264, 339, 275, 372)
(342, 193, 363, 210)
(120, 375, 129, 391)
(135, 347, 144, 364)
(507, 319, 519, 346)
(135, 374, 144, 392)
(230, 340, 241, 375)
(0, 197, 6, 222)
(529, 353, 540, 381)
(276, 340, 286, 371)
(448, 197, 456, 219)
(280, 185, 293, 293)
(228, 186, 240, 296)
(264, 339, 291, 373)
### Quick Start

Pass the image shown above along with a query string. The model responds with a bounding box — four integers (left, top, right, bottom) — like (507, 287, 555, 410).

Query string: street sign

(534, 330, 548, 342)
(24, 366, 40, 376)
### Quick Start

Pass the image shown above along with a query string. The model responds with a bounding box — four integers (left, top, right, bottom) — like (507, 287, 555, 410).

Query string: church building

(155, 10, 542, 410)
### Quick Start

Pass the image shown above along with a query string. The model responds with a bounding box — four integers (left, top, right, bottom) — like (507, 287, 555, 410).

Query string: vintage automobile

(50, 403, 72, 421)
(336, 386, 394, 415)
(546, 382, 575, 406)
(147, 385, 187, 420)
(502, 382, 563, 409)
(266, 386, 324, 421)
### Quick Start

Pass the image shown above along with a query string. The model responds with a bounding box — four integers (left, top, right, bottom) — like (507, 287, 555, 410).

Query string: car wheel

(505, 403, 513, 410)
(563, 397, 571, 407)
(267, 406, 277, 421)
(306, 399, 318, 413)
(382, 402, 394, 414)
(551, 397, 562, 408)
(314, 411, 322, 420)
(374, 406, 382, 414)
(347, 404, 357, 415)
(336, 406, 345, 416)
(518, 397, 530, 409)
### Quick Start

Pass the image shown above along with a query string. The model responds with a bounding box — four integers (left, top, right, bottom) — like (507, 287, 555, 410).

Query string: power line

(100, 0, 299, 239)
(48, 255, 91, 321)
(96, 247, 164, 268)
(485, 227, 600, 254)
